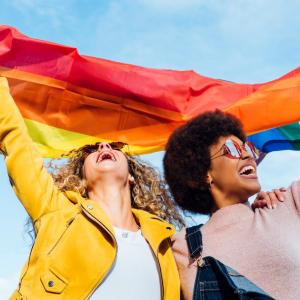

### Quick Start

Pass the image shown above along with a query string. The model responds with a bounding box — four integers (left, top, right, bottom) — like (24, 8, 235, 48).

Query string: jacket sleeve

(0, 77, 68, 222)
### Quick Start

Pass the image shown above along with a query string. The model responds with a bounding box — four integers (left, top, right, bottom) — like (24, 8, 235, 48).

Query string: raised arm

(0, 77, 67, 222)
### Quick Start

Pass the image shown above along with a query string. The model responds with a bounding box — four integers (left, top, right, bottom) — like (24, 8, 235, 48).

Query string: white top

(90, 226, 161, 300)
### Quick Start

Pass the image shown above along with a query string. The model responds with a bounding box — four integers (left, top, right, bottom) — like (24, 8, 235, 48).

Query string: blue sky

(1, 0, 300, 297)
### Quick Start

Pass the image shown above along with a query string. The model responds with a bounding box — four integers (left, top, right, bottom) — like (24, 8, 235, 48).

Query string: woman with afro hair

(164, 110, 299, 300)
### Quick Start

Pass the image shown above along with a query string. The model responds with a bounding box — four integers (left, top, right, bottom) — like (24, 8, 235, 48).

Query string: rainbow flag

(0, 25, 300, 157)
(249, 122, 300, 152)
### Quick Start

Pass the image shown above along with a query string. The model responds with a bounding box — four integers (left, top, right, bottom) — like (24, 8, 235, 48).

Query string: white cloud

(85, 0, 300, 84)
(204, 1, 300, 81)
(258, 151, 300, 190)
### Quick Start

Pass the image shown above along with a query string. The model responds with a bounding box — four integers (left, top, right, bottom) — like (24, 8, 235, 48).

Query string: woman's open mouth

(239, 164, 257, 179)
(96, 151, 116, 163)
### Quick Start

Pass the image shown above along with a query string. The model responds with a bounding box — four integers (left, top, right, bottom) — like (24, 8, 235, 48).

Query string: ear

(128, 174, 135, 185)
(206, 173, 213, 186)
(82, 178, 87, 187)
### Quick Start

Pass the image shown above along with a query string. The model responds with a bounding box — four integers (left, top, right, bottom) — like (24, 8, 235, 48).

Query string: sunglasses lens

(110, 142, 126, 151)
(225, 139, 241, 158)
(83, 144, 98, 154)
(245, 142, 259, 159)
(82, 142, 126, 156)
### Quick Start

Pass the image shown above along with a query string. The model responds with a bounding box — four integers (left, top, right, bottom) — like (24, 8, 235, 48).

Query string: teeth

(98, 152, 116, 162)
(239, 165, 255, 175)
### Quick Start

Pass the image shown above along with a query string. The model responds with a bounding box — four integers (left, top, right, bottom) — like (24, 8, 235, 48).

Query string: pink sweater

(172, 180, 300, 300)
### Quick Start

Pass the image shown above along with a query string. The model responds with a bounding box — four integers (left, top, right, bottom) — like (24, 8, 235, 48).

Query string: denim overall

(186, 225, 275, 300)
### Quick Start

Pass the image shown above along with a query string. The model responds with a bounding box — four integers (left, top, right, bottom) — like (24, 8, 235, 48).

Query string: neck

(210, 188, 248, 213)
(87, 180, 139, 231)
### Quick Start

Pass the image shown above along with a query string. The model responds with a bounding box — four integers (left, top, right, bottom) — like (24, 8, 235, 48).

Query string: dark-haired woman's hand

(252, 188, 287, 210)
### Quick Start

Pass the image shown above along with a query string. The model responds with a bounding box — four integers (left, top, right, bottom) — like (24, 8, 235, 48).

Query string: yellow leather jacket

(0, 78, 180, 300)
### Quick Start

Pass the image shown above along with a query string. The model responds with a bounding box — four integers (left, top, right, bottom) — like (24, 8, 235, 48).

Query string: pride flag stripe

(1, 25, 300, 157)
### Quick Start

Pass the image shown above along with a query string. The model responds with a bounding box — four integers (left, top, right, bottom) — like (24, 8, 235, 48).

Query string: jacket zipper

(47, 216, 77, 255)
(81, 206, 118, 300)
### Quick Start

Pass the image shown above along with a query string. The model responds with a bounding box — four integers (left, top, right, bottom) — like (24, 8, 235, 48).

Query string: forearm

(0, 77, 61, 221)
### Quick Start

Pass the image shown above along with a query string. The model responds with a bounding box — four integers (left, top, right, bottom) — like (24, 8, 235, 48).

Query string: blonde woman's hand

(252, 188, 287, 210)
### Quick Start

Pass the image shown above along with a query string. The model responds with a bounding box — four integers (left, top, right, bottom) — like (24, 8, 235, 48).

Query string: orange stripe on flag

(1, 25, 300, 156)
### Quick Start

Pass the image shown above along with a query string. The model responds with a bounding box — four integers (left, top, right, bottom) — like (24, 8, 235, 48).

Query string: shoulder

(132, 208, 176, 232)
(132, 208, 170, 223)
(286, 180, 300, 212)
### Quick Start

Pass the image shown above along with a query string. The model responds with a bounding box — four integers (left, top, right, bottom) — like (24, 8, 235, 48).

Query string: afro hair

(163, 110, 246, 214)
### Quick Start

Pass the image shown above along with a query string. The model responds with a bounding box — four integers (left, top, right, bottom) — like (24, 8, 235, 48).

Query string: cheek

(83, 158, 91, 173)
(119, 158, 130, 175)
(82, 155, 96, 178)
(211, 159, 238, 182)
(118, 152, 130, 169)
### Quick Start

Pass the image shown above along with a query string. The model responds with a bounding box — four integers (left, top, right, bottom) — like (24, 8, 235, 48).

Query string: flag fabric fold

(0, 25, 299, 157)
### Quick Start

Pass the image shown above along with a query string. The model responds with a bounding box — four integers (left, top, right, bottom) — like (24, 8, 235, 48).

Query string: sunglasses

(211, 139, 259, 160)
(82, 141, 127, 155)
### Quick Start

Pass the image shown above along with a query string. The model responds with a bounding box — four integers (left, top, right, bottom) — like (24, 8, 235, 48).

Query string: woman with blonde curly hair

(50, 142, 183, 227)
(0, 77, 182, 300)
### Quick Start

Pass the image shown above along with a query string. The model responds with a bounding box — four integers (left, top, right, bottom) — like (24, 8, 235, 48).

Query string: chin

(239, 178, 261, 198)
(246, 182, 261, 197)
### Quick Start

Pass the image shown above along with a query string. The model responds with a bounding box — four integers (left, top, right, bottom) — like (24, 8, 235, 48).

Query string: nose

(97, 142, 112, 151)
(240, 146, 251, 160)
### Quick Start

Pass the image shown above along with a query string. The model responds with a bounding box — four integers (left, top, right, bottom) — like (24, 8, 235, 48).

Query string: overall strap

(185, 224, 203, 260)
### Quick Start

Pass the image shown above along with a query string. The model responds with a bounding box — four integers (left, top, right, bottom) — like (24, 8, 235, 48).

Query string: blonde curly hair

(49, 142, 184, 228)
